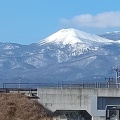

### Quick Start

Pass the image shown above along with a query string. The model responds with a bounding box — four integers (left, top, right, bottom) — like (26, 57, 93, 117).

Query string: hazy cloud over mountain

(61, 11, 120, 28)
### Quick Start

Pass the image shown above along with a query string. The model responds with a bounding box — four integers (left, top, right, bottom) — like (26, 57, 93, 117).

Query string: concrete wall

(37, 87, 120, 120)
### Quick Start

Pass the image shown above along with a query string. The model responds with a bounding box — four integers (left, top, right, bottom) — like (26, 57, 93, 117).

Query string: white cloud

(61, 11, 120, 28)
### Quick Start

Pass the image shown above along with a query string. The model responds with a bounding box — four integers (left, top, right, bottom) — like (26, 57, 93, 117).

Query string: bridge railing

(2, 81, 120, 89)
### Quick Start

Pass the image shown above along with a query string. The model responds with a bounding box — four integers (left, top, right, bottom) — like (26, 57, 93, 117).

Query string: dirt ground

(0, 93, 53, 120)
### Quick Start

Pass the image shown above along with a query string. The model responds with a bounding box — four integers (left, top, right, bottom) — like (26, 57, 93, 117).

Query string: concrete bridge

(2, 82, 120, 120)
(37, 82, 120, 120)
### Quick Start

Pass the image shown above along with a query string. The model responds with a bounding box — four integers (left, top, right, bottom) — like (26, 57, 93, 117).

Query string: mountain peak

(39, 28, 81, 45)
(38, 28, 114, 45)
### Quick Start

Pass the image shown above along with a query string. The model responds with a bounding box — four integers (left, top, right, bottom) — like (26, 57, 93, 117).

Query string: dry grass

(0, 93, 52, 120)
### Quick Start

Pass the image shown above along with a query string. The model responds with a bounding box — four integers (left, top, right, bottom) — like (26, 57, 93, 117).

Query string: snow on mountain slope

(38, 28, 114, 46)
(36, 28, 118, 61)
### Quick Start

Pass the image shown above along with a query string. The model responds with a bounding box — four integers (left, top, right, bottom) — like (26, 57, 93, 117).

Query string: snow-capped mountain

(99, 31, 120, 40)
(38, 28, 114, 45)
(37, 28, 116, 62)
(38, 28, 117, 54)
(0, 28, 120, 86)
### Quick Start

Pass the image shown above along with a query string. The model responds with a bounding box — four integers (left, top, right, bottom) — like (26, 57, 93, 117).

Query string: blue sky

(0, 0, 120, 45)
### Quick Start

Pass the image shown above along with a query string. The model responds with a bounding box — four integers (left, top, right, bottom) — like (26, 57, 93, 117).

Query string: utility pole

(18, 77, 21, 89)
(113, 67, 120, 88)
